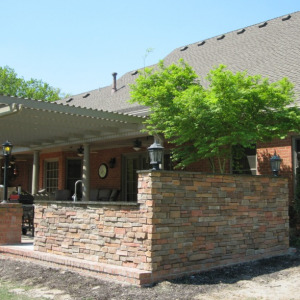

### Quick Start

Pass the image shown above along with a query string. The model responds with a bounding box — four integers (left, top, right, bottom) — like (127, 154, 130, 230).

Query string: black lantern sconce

(109, 157, 116, 168)
(77, 145, 84, 157)
(147, 140, 164, 170)
(2, 141, 13, 203)
(270, 152, 282, 177)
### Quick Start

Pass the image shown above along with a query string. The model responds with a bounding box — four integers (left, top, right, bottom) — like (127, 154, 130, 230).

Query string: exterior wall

(34, 202, 152, 270)
(89, 147, 132, 190)
(257, 135, 294, 202)
(0, 204, 22, 244)
(35, 135, 295, 201)
(38, 147, 143, 192)
(10, 160, 33, 193)
(39, 152, 66, 190)
(185, 135, 295, 203)
(34, 171, 289, 285)
(139, 171, 289, 282)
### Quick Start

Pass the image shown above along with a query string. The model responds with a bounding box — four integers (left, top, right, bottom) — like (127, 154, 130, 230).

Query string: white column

(82, 143, 90, 201)
(31, 150, 39, 194)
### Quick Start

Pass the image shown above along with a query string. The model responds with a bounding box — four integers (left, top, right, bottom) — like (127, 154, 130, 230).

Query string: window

(232, 145, 257, 175)
(44, 160, 59, 193)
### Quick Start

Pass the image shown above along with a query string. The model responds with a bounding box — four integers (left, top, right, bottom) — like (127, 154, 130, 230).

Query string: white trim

(0, 95, 144, 123)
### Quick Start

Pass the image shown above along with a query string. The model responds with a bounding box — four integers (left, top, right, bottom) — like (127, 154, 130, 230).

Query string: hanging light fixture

(133, 139, 142, 151)
(77, 145, 84, 157)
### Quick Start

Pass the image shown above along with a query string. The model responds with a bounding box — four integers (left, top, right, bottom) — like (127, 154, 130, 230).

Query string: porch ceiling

(0, 95, 145, 153)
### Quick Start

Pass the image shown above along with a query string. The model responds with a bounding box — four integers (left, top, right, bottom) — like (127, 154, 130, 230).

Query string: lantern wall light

(270, 152, 282, 177)
(147, 140, 164, 170)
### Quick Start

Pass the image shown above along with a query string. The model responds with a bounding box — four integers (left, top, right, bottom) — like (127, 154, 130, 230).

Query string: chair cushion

(109, 189, 119, 201)
(90, 189, 99, 201)
(98, 189, 112, 201)
(55, 189, 71, 200)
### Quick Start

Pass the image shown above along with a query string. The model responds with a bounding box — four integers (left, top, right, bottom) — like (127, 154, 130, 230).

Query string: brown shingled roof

(57, 11, 300, 115)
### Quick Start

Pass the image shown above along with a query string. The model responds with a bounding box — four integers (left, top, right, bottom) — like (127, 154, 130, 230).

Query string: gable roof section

(57, 11, 300, 114)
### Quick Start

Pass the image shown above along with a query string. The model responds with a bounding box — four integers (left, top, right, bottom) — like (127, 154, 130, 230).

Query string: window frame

(43, 159, 59, 193)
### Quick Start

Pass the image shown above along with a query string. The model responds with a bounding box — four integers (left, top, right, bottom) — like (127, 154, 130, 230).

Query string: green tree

(130, 59, 300, 173)
(0, 66, 64, 101)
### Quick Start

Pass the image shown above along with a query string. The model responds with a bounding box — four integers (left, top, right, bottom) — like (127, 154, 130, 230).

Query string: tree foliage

(0, 66, 64, 101)
(130, 59, 300, 173)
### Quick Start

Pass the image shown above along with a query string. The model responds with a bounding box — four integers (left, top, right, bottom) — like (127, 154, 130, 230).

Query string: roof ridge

(68, 10, 300, 96)
(175, 10, 300, 50)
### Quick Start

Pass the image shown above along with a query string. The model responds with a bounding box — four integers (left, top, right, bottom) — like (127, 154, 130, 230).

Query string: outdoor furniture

(54, 189, 71, 200)
(0, 187, 17, 201)
(10, 192, 34, 204)
(90, 188, 120, 201)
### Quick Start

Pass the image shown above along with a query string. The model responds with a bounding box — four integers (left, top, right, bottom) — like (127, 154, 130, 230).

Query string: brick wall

(38, 147, 144, 192)
(34, 171, 289, 285)
(0, 203, 22, 244)
(9, 160, 33, 193)
(257, 135, 294, 201)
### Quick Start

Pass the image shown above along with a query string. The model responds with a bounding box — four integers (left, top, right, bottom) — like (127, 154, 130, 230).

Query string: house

(0, 11, 299, 204)
(0, 11, 297, 285)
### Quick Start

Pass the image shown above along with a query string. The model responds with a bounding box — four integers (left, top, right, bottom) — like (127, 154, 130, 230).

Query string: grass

(0, 280, 46, 300)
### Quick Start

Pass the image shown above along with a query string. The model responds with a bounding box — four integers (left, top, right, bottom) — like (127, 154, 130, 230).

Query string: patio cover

(0, 95, 145, 154)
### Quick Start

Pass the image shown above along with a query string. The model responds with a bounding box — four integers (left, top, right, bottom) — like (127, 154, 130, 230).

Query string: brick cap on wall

(137, 170, 288, 179)
(34, 200, 139, 208)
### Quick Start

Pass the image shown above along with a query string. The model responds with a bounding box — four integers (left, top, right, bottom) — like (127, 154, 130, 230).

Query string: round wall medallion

(98, 163, 108, 179)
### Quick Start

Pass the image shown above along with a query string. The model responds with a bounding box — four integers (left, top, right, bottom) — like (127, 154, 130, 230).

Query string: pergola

(0, 95, 146, 200)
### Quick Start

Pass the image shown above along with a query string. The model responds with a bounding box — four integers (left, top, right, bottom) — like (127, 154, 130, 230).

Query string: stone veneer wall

(139, 171, 289, 282)
(0, 203, 22, 244)
(34, 171, 289, 284)
(34, 202, 152, 270)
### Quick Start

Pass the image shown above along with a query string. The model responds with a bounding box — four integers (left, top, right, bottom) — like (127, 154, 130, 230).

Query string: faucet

(73, 180, 82, 202)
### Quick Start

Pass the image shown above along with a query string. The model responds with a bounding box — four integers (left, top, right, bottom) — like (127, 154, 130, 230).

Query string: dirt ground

(0, 248, 300, 300)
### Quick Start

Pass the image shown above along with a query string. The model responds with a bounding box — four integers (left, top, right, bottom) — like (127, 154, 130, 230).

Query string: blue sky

(0, 0, 299, 96)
